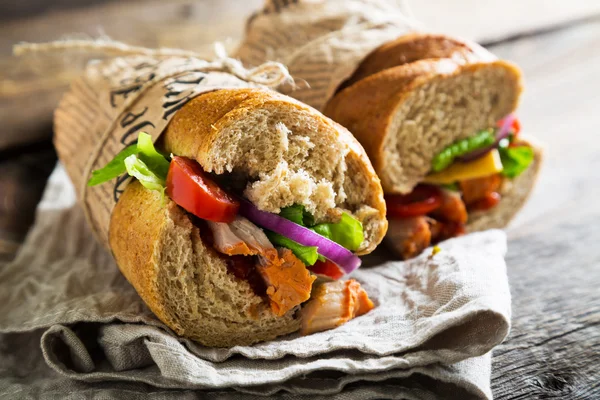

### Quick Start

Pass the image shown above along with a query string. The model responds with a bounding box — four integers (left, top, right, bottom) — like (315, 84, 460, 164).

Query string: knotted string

(13, 39, 294, 89)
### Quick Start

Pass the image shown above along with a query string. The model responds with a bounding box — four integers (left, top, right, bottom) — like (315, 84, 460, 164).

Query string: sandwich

(89, 88, 387, 347)
(323, 34, 542, 259)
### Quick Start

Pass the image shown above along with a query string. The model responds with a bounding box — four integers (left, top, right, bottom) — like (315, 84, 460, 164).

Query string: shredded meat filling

(207, 215, 315, 316)
(460, 174, 502, 206)
(388, 175, 503, 258)
(300, 279, 374, 335)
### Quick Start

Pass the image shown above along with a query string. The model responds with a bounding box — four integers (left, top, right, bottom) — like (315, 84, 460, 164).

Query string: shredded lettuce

(87, 132, 169, 187)
(311, 213, 364, 252)
(87, 145, 138, 186)
(278, 204, 315, 226)
(431, 129, 496, 172)
(278, 205, 305, 225)
(265, 231, 319, 266)
(124, 155, 165, 193)
(498, 142, 534, 178)
(137, 132, 170, 179)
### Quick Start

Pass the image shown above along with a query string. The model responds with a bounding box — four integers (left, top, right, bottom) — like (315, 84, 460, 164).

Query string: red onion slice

(457, 114, 516, 162)
(239, 200, 362, 274)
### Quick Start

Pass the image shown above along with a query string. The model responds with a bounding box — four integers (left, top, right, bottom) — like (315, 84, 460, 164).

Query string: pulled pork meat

(460, 174, 502, 209)
(387, 175, 504, 259)
(258, 249, 316, 316)
(207, 216, 315, 316)
(386, 216, 432, 260)
(300, 279, 374, 335)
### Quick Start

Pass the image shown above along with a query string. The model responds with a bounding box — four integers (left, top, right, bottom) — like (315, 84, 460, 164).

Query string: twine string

(13, 39, 293, 89)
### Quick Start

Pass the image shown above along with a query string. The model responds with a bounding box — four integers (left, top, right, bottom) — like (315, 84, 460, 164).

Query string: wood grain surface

(487, 18, 600, 399)
(1, 1, 600, 398)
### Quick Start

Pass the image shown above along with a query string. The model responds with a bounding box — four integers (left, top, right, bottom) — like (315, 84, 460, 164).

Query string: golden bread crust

(109, 179, 173, 328)
(324, 59, 523, 193)
(109, 88, 389, 346)
(162, 88, 387, 253)
(343, 33, 491, 88)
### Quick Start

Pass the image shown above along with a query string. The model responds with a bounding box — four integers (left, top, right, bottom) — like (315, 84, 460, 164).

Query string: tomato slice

(309, 259, 344, 280)
(512, 118, 521, 136)
(166, 156, 239, 223)
(497, 117, 521, 137)
(468, 192, 501, 211)
(386, 185, 443, 218)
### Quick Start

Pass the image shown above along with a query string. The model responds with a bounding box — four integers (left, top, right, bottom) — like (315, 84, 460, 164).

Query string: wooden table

(1, 1, 599, 398)
(488, 20, 600, 399)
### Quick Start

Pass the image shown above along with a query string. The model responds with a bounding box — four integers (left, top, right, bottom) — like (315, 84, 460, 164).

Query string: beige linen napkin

(0, 165, 510, 399)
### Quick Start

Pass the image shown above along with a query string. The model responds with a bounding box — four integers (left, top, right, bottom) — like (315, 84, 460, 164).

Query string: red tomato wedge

(386, 185, 443, 218)
(497, 116, 521, 137)
(166, 156, 239, 223)
(310, 259, 345, 280)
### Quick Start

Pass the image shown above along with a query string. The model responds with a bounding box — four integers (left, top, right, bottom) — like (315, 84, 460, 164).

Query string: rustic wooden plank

(412, 0, 600, 43)
(487, 18, 600, 399)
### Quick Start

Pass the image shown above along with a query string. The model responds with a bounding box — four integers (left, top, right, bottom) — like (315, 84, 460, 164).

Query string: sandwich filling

(385, 115, 534, 259)
(91, 132, 374, 334)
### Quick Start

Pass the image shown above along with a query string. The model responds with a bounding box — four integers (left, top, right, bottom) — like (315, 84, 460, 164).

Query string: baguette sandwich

(324, 34, 542, 259)
(89, 88, 387, 347)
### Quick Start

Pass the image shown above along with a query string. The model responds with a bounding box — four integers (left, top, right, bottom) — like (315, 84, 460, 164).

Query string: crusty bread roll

(109, 88, 387, 347)
(324, 33, 541, 257)
(341, 33, 495, 90)
(325, 56, 523, 194)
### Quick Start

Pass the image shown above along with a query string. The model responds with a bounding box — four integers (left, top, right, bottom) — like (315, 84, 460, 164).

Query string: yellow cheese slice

(423, 149, 503, 185)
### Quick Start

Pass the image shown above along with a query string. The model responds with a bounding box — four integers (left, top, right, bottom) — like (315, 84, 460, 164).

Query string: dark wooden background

(1, 1, 599, 398)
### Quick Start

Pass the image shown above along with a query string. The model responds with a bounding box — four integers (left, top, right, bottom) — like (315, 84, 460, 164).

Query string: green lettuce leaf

(499, 145, 534, 178)
(277, 204, 364, 252)
(311, 212, 364, 252)
(278, 204, 315, 226)
(87, 144, 138, 186)
(87, 132, 169, 187)
(137, 132, 170, 179)
(265, 231, 319, 266)
(431, 129, 496, 172)
(278, 204, 305, 225)
(124, 154, 165, 193)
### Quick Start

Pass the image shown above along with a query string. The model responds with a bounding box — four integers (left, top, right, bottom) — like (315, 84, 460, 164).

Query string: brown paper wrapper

(235, 0, 418, 112)
(53, 53, 291, 248)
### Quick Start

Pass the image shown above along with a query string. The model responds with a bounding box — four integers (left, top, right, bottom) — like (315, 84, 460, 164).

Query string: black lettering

(162, 94, 193, 120)
(173, 74, 205, 85)
(120, 107, 148, 128)
(134, 61, 156, 70)
(111, 71, 158, 108)
(110, 84, 142, 108)
(113, 174, 131, 202)
(164, 90, 183, 98)
(120, 121, 156, 145)
(135, 72, 156, 83)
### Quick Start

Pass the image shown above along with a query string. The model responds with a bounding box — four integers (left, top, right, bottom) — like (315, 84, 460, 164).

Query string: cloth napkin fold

(0, 166, 511, 399)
